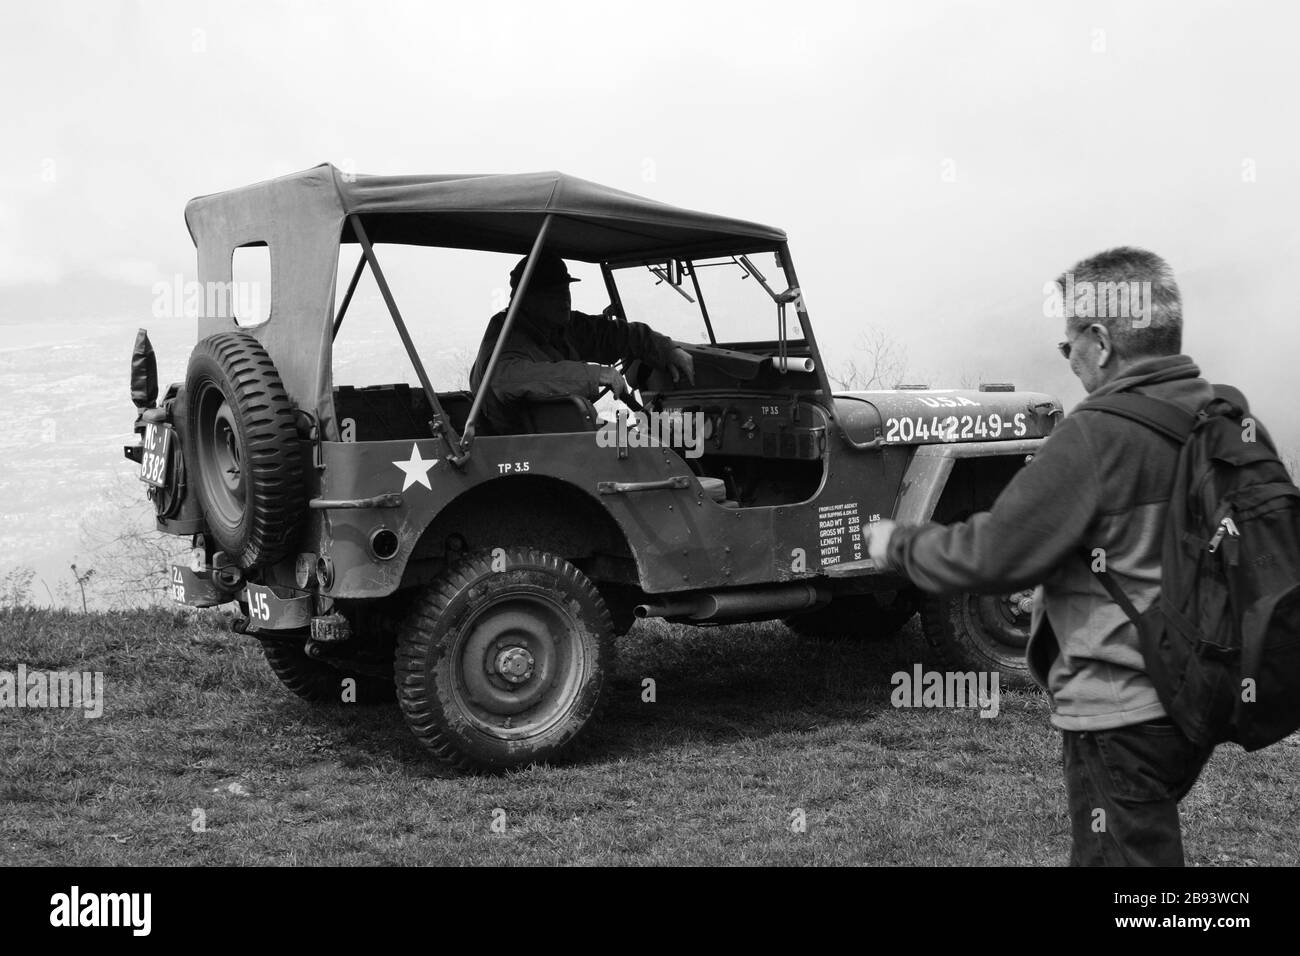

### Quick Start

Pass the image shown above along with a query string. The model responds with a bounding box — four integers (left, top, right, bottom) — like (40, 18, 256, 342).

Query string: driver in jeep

(469, 252, 695, 435)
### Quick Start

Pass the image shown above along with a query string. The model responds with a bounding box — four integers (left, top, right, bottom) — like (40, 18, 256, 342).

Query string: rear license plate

(244, 582, 313, 631)
(169, 564, 224, 607)
(139, 423, 171, 488)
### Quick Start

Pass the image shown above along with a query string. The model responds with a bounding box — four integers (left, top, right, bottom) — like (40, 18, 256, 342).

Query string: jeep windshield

(610, 251, 804, 351)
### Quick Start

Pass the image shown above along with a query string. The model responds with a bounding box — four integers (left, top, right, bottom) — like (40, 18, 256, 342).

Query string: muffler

(635, 583, 827, 622)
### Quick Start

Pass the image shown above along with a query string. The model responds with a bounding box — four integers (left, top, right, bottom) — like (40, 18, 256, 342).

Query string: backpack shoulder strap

(1092, 563, 1145, 629)
(1212, 383, 1248, 415)
(1080, 392, 1198, 444)
(1079, 391, 1199, 626)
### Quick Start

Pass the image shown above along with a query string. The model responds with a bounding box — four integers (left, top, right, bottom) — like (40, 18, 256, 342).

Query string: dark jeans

(1062, 718, 1212, 866)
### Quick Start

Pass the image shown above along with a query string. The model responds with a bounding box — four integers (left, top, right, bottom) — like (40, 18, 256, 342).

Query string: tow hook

(213, 564, 244, 591)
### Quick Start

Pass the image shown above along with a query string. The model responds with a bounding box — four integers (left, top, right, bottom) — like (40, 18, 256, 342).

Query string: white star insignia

(393, 443, 438, 491)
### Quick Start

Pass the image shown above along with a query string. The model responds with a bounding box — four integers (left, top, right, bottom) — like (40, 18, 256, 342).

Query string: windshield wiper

(738, 255, 800, 304)
(647, 263, 696, 303)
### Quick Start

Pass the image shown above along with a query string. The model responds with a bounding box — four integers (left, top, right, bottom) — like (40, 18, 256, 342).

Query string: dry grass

(1, 607, 1296, 866)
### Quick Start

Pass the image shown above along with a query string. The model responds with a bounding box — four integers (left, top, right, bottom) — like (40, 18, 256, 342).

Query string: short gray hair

(1056, 247, 1182, 357)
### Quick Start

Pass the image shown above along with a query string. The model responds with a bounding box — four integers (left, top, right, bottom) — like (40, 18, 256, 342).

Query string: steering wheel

(617, 362, 646, 413)
(594, 358, 645, 413)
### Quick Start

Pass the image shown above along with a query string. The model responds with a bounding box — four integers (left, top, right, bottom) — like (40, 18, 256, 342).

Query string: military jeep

(126, 164, 1061, 771)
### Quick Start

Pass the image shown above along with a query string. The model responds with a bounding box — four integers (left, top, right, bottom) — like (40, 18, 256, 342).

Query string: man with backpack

(867, 247, 1266, 865)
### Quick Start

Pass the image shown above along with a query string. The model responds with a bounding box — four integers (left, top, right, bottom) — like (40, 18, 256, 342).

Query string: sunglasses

(1057, 324, 1099, 359)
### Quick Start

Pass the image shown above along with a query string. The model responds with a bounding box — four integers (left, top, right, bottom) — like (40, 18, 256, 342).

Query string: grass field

(1, 607, 1296, 866)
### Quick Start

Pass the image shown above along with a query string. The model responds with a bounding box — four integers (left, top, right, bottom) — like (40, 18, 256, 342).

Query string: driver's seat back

(520, 395, 600, 434)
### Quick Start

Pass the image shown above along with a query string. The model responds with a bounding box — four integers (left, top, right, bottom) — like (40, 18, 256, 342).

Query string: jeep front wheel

(395, 548, 614, 772)
(919, 590, 1035, 688)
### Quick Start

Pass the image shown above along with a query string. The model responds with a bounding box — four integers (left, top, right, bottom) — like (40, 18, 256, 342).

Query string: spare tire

(184, 332, 307, 569)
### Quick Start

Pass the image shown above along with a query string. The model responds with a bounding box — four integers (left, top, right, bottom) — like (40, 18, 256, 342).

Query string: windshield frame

(602, 242, 832, 399)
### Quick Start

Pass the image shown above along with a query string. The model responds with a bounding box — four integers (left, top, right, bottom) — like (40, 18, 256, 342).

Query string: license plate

(169, 564, 224, 607)
(139, 423, 171, 488)
(244, 583, 313, 631)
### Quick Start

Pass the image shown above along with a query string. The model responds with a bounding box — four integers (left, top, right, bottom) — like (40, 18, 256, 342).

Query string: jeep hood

(833, 389, 1063, 446)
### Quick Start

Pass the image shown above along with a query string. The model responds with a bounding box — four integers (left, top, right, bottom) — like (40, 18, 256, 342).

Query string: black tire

(785, 590, 919, 641)
(597, 583, 639, 637)
(262, 640, 395, 705)
(184, 332, 306, 569)
(395, 548, 614, 772)
(919, 589, 1036, 688)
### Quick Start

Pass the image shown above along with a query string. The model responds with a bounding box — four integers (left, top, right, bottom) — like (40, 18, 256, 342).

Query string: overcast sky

(2, 0, 1297, 451)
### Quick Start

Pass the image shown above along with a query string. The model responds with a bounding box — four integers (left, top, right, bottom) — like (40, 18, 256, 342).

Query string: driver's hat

(510, 251, 581, 292)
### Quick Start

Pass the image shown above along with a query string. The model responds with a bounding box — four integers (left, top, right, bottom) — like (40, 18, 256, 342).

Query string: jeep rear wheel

(919, 590, 1035, 688)
(184, 332, 306, 569)
(262, 639, 395, 705)
(785, 590, 919, 641)
(395, 548, 614, 772)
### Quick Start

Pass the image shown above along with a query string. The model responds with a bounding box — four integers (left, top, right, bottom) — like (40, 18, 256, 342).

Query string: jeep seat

(698, 475, 739, 509)
(333, 383, 472, 441)
(698, 476, 726, 501)
(518, 395, 600, 434)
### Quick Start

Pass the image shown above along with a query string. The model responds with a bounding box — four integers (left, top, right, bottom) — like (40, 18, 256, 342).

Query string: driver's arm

(566, 311, 676, 369)
(488, 349, 603, 402)
(469, 317, 603, 401)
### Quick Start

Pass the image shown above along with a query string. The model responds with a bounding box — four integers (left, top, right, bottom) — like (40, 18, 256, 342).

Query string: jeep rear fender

(312, 432, 710, 599)
(412, 473, 634, 573)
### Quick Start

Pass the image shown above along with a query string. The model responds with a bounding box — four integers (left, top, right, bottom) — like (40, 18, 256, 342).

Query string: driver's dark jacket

(469, 309, 675, 435)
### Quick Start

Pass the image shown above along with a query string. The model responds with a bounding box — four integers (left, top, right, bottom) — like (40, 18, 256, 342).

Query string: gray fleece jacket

(886, 354, 1215, 730)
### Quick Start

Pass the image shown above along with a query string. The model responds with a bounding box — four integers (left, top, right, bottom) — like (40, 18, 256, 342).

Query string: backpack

(1084, 385, 1300, 752)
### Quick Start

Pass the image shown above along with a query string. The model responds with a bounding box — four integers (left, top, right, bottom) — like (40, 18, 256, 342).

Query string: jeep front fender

(894, 438, 1045, 525)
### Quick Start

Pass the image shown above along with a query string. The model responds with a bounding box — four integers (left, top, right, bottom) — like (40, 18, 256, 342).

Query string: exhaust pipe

(635, 583, 827, 622)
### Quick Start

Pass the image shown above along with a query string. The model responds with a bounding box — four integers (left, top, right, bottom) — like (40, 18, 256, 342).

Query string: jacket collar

(1085, 354, 1201, 401)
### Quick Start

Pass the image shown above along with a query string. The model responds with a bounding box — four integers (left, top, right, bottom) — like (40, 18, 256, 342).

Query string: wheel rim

(969, 589, 1034, 653)
(450, 590, 587, 740)
(196, 381, 246, 530)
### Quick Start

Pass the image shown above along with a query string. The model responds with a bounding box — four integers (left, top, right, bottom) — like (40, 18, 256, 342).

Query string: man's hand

(867, 519, 898, 567)
(667, 345, 695, 385)
(597, 366, 629, 400)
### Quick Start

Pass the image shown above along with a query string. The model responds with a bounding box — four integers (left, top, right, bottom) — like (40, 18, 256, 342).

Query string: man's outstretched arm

(872, 415, 1102, 594)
